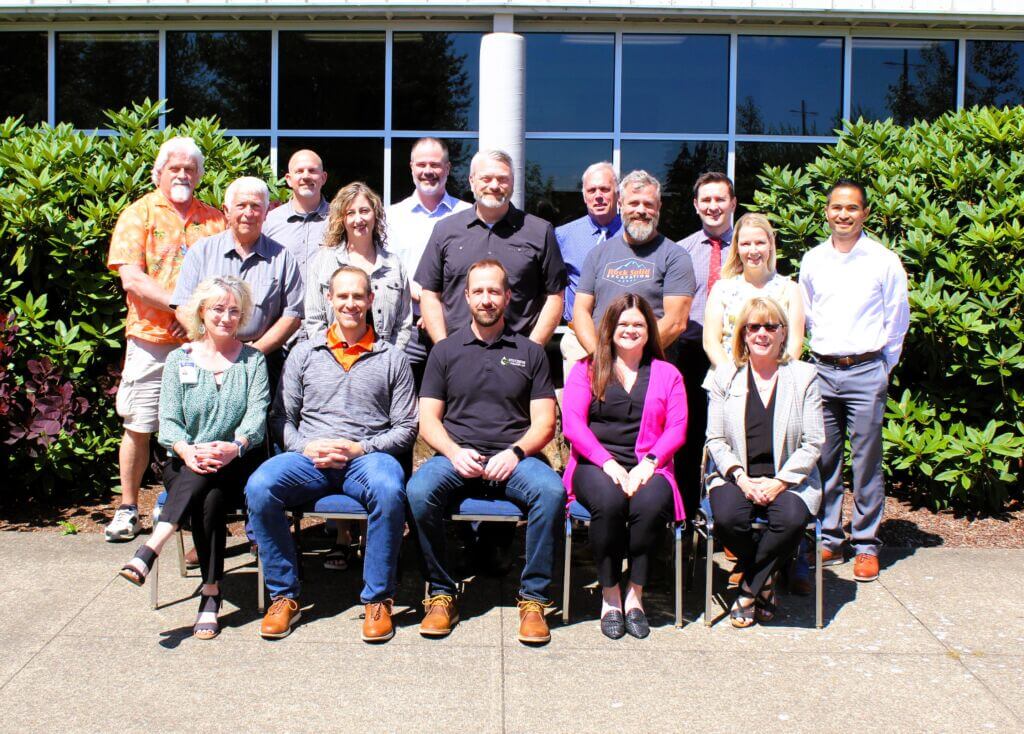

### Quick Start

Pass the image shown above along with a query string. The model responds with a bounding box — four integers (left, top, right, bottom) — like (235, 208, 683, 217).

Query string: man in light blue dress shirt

(554, 161, 622, 385)
(386, 137, 471, 387)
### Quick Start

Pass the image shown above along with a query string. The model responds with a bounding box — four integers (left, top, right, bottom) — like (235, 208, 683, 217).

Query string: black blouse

(745, 367, 776, 478)
(584, 362, 652, 469)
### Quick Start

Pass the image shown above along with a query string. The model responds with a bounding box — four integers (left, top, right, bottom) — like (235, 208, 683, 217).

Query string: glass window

(56, 32, 158, 129)
(734, 141, 822, 225)
(525, 34, 614, 132)
(393, 32, 481, 132)
(851, 38, 957, 126)
(966, 40, 1024, 108)
(167, 32, 271, 129)
(279, 32, 384, 130)
(277, 137, 384, 202)
(737, 36, 843, 136)
(524, 139, 612, 226)
(621, 34, 729, 134)
(620, 140, 728, 241)
(0, 32, 47, 124)
(389, 137, 476, 205)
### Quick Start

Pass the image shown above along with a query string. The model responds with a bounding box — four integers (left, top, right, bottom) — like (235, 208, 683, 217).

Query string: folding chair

(148, 490, 253, 610)
(692, 450, 824, 628)
(561, 500, 686, 627)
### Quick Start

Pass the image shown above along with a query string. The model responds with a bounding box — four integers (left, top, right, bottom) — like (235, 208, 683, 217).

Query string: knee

(530, 470, 567, 514)
(367, 460, 407, 511)
(244, 466, 276, 515)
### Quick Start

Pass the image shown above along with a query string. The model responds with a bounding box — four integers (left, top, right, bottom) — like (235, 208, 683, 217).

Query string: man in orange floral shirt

(104, 137, 226, 541)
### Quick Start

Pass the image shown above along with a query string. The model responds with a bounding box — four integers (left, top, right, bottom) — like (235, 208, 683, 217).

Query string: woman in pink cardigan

(562, 293, 687, 639)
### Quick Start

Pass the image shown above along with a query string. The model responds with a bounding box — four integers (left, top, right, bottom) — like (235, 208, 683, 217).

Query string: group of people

(108, 132, 909, 644)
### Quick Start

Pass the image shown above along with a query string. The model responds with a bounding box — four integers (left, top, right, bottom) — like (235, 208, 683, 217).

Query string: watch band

(643, 452, 658, 465)
(232, 438, 246, 457)
(510, 445, 526, 461)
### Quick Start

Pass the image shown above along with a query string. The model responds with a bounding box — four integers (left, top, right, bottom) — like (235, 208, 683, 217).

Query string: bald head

(285, 149, 327, 209)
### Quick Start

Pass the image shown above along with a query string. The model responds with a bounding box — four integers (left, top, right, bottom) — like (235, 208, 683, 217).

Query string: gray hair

(181, 276, 253, 342)
(619, 169, 662, 202)
(581, 161, 618, 190)
(151, 136, 205, 188)
(224, 176, 270, 210)
(470, 148, 514, 178)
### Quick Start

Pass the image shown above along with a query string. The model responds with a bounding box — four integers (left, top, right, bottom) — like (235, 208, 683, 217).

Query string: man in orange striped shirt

(104, 137, 226, 541)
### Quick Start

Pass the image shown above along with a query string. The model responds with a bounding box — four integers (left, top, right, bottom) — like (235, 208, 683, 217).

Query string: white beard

(625, 217, 655, 242)
(475, 192, 509, 209)
(169, 183, 193, 204)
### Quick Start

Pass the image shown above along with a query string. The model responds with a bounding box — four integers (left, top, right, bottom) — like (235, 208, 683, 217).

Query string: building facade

(1, 1, 1022, 237)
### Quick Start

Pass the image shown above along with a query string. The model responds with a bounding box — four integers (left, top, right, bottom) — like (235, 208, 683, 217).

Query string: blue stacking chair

(692, 449, 824, 628)
(562, 500, 687, 627)
(148, 490, 251, 610)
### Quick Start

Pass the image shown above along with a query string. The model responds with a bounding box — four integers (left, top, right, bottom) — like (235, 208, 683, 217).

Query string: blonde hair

(731, 296, 790, 367)
(722, 212, 777, 279)
(324, 182, 387, 250)
(181, 276, 253, 342)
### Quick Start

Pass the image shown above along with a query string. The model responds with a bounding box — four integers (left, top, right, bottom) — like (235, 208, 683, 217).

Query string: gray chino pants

(815, 357, 889, 556)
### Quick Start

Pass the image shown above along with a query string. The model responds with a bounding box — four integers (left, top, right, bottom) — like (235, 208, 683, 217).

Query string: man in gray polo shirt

(172, 176, 304, 391)
(573, 170, 696, 357)
(263, 148, 329, 286)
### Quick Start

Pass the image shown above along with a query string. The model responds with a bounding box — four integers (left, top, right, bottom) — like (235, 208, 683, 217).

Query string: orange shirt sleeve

(107, 198, 150, 272)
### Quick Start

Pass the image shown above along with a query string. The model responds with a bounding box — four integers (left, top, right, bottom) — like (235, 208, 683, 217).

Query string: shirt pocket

(245, 274, 280, 335)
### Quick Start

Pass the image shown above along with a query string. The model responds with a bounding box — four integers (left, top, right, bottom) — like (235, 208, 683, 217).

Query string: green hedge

(753, 107, 1024, 512)
(0, 100, 285, 500)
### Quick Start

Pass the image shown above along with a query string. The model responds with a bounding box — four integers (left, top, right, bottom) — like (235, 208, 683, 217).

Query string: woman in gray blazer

(705, 296, 824, 627)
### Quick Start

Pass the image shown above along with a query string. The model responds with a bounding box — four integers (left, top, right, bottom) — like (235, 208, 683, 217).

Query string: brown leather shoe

(728, 568, 744, 588)
(260, 597, 301, 639)
(812, 547, 846, 567)
(723, 546, 737, 562)
(420, 594, 458, 637)
(184, 546, 199, 570)
(853, 553, 879, 582)
(362, 599, 395, 643)
(517, 599, 551, 645)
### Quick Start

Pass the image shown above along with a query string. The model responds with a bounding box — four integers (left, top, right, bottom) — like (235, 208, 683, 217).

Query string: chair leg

(257, 553, 266, 613)
(176, 530, 187, 577)
(674, 524, 684, 628)
(562, 518, 572, 624)
(150, 556, 159, 610)
(704, 532, 715, 627)
(815, 532, 824, 629)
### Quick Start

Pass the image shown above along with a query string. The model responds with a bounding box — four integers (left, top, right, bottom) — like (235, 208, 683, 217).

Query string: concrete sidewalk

(0, 532, 1021, 733)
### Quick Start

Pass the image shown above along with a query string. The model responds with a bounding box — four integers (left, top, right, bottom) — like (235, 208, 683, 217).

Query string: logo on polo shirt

(603, 258, 654, 286)
(500, 356, 527, 368)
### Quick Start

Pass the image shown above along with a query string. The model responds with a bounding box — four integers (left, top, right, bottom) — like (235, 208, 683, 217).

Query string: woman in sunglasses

(702, 212, 804, 373)
(704, 296, 824, 627)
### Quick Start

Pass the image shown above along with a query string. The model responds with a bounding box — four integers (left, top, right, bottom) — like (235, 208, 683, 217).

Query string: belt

(813, 350, 882, 368)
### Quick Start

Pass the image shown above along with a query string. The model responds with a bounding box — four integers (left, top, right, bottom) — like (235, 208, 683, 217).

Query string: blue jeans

(245, 451, 407, 603)
(407, 455, 566, 603)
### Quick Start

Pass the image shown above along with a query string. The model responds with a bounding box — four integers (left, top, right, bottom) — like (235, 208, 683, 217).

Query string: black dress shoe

(600, 609, 626, 639)
(624, 608, 650, 639)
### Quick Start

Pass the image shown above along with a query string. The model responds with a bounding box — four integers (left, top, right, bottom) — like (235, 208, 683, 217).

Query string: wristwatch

(232, 438, 246, 457)
(642, 452, 658, 465)
(509, 445, 526, 461)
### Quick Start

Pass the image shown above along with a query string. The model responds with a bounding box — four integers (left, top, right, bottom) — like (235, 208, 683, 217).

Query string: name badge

(179, 360, 199, 385)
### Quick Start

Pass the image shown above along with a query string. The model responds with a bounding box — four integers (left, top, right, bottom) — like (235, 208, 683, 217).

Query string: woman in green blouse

(119, 276, 269, 639)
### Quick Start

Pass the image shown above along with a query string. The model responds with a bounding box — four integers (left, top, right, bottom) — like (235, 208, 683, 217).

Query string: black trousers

(573, 463, 674, 588)
(672, 337, 709, 521)
(161, 452, 262, 584)
(709, 481, 811, 596)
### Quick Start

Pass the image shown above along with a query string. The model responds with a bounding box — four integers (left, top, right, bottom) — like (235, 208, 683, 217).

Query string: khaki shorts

(115, 338, 177, 434)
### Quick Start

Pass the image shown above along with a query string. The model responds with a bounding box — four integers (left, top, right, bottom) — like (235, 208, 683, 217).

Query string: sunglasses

(744, 322, 782, 334)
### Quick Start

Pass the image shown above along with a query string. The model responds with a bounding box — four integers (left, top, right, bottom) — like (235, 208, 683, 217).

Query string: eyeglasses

(744, 322, 782, 334)
(208, 306, 242, 319)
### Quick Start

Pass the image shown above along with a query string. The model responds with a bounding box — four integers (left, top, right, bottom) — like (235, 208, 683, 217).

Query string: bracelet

(232, 438, 246, 457)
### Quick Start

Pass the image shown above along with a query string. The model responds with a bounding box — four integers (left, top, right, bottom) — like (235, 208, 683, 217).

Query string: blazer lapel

(772, 364, 795, 473)
(728, 366, 748, 470)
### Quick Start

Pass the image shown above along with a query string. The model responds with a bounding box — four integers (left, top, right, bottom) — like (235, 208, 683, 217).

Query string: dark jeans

(572, 463, 673, 587)
(709, 481, 811, 596)
(672, 336, 708, 521)
(407, 455, 566, 603)
(161, 451, 262, 585)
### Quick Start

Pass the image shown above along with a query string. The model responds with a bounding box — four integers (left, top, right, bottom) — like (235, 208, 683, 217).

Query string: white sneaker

(104, 506, 140, 542)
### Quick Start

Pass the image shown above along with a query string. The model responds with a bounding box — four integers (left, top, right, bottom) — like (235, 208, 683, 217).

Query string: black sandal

(755, 575, 778, 624)
(193, 592, 222, 640)
(323, 543, 351, 571)
(730, 595, 756, 628)
(119, 546, 158, 587)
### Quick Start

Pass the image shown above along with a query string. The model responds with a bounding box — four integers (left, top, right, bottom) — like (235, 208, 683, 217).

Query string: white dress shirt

(385, 191, 472, 294)
(799, 234, 910, 372)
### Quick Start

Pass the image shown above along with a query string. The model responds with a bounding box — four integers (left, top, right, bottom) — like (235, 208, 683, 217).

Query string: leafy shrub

(0, 99, 286, 500)
(753, 107, 1024, 512)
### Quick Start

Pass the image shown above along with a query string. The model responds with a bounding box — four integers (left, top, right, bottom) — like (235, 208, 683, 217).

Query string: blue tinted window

(394, 32, 481, 131)
(526, 34, 614, 132)
(734, 141, 821, 219)
(0, 32, 47, 124)
(620, 140, 728, 240)
(851, 38, 957, 126)
(621, 34, 729, 134)
(966, 40, 1024, 108)
(277, 137, 383, 202)
(525, 139, 613, 225)
(737, 36, 843, 136)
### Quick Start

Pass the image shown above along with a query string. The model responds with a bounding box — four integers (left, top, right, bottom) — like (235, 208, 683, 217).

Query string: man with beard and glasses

(386, 138, 472, 387)
(407, 259, 566, 645)
(573, 170, 696, 361)
(105, 137, 226, 542)
(415, 149, 566, 346)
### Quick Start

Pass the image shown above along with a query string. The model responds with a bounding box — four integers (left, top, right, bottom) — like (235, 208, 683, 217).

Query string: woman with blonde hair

(703, 212, 804, 373)
(118, 276, 269, 639)
(304, 182, 411, 347)
(704, 296, 824, 627)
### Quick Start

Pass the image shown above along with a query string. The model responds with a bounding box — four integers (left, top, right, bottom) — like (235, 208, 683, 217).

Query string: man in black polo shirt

(415, 148, 567, 345)
(407, 259, 566, 646)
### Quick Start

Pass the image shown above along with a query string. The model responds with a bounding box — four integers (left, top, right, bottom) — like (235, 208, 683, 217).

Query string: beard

(474, 191, 509, 209)
(624, 216, 656, 243)
(168, 181, 194, 204)
(470, 305, 504, 328)
(416, 176, 444, 196)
